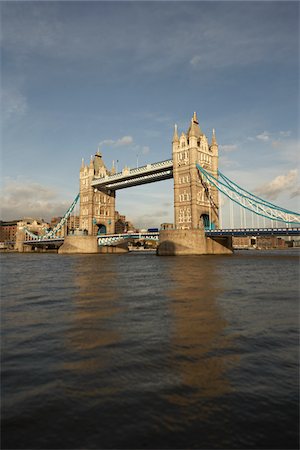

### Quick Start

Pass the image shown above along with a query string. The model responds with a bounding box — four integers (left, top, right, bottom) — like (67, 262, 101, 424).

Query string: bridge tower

(172, 112, 219, 230)
(79, 151, 115, 235)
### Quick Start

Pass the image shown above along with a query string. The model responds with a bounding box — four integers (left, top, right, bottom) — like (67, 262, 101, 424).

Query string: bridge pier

(157, 229, 232, 256)
(58, 235, 128, 254)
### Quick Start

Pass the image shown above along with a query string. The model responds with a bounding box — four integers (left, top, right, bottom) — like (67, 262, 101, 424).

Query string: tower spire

(89, 155, 94, 168)
(172, 124, 179, 143)
(211, 128, 218, 146)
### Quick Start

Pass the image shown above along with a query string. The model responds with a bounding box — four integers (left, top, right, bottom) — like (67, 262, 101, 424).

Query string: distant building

(115, 211, 127, 234)
(125, 221, 136, 232)
(50, 216, 65, 237)
(67, 215, 80, 231)
(232, 236, 252, 249)
(0, 220, 19, 249)
(17, 218, 50, 240)
(161, 223, 173, 230)
(256, 236, 286, 250)
(232, 235, 287, 249)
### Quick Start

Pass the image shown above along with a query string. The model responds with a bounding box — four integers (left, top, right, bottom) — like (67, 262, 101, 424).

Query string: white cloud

(99, 135, 134, 149)
(271, 138, 300, 164)
(256, 131, 270, 141)
(279, 130, 291, 137)
(190, 55, 202, 66)
(0, 179, 71, 221)
(142, 146, 150, 155)
(255, 169, 298, 201)
(219, 144, 238, 152)
(219, 155, 240, 169)
(116, 136, 133, 146)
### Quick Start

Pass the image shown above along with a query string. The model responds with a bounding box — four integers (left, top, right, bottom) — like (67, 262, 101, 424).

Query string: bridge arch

(200, 213, 216, 230)
(97, 223, 107, 235)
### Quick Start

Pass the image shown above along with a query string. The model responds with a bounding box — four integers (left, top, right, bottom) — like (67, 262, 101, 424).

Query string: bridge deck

(23, 227, 300, 246)
(206, 228, 300, 237)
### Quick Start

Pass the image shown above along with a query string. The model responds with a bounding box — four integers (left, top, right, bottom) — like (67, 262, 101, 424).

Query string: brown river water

(1, 250, 299, 449)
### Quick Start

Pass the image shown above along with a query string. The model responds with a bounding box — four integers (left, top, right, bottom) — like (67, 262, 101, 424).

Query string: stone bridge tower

(79, 151, 115, 235)
(172, 112, 219, 230)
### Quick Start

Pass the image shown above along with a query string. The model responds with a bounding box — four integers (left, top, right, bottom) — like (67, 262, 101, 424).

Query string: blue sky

(1, 1, 299, 227)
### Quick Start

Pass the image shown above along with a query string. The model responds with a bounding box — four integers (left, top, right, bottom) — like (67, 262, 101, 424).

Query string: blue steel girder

(22, 194, 80, 241)
(196, 164, 300, 225)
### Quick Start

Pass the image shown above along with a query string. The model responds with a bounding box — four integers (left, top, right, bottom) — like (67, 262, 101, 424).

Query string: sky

(1, 0, 299, 228)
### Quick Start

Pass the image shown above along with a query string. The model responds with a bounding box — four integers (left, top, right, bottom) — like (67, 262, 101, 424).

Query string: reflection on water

(1, 251, 299, 449)
(168, 257, 238, 403)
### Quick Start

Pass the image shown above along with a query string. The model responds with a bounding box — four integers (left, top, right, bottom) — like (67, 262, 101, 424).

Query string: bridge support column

(58, 235, 99, 254)
(15, 228, 26, 252)
(58, 235, 128, 254)
(157, 229, 232, 256)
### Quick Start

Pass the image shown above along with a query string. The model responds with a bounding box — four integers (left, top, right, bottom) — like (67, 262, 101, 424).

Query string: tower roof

(187, 111, 203, 138)
(94, 151, 106, 172)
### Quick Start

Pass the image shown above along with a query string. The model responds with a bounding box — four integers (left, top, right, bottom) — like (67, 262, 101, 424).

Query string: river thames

(1, 250, 299, 449)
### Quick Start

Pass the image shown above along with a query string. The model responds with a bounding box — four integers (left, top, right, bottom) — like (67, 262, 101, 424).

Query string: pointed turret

(80, 158, 85, 171)
(94, 151, 106, 174)
(172, 124, 179, 143)
(187, 111, 202, 138)
(110, 160, 116, 175)
(211, 128, 218, 146)
(210, 128, 218, 174)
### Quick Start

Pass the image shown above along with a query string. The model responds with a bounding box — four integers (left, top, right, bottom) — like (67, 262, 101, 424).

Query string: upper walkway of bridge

(91, 159, 173, 190)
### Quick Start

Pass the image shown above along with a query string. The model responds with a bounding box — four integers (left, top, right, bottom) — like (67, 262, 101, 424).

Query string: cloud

(271, 138, 300, 164)
(135, 209, 172, 228)
(279, 130, 291, 137)
(1, 87, 28, 120)
(99, 135, 133, 149)
(1, 1, 297, 77)
(290, 187, 300, 199)
(219, 144, 238, 152)
(219, 155, 240, 169)
(116, 136, 133, 146)
(190, 55, 202, 66)
(256, 131, 270, 142)
(0, 179, 71, 221)
(141, 146, 150, 155)
(255, 169, 298, 201)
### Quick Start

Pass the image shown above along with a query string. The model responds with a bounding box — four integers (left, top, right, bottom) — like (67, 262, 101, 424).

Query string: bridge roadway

(22, 227, 300, 246)
(205, 227, 300, 237)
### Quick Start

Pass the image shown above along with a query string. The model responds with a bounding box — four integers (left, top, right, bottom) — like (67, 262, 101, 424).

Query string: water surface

(1, 250, 299, 449)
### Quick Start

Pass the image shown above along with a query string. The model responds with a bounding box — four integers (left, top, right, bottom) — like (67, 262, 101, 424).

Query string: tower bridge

(18, 111, 300, 254)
